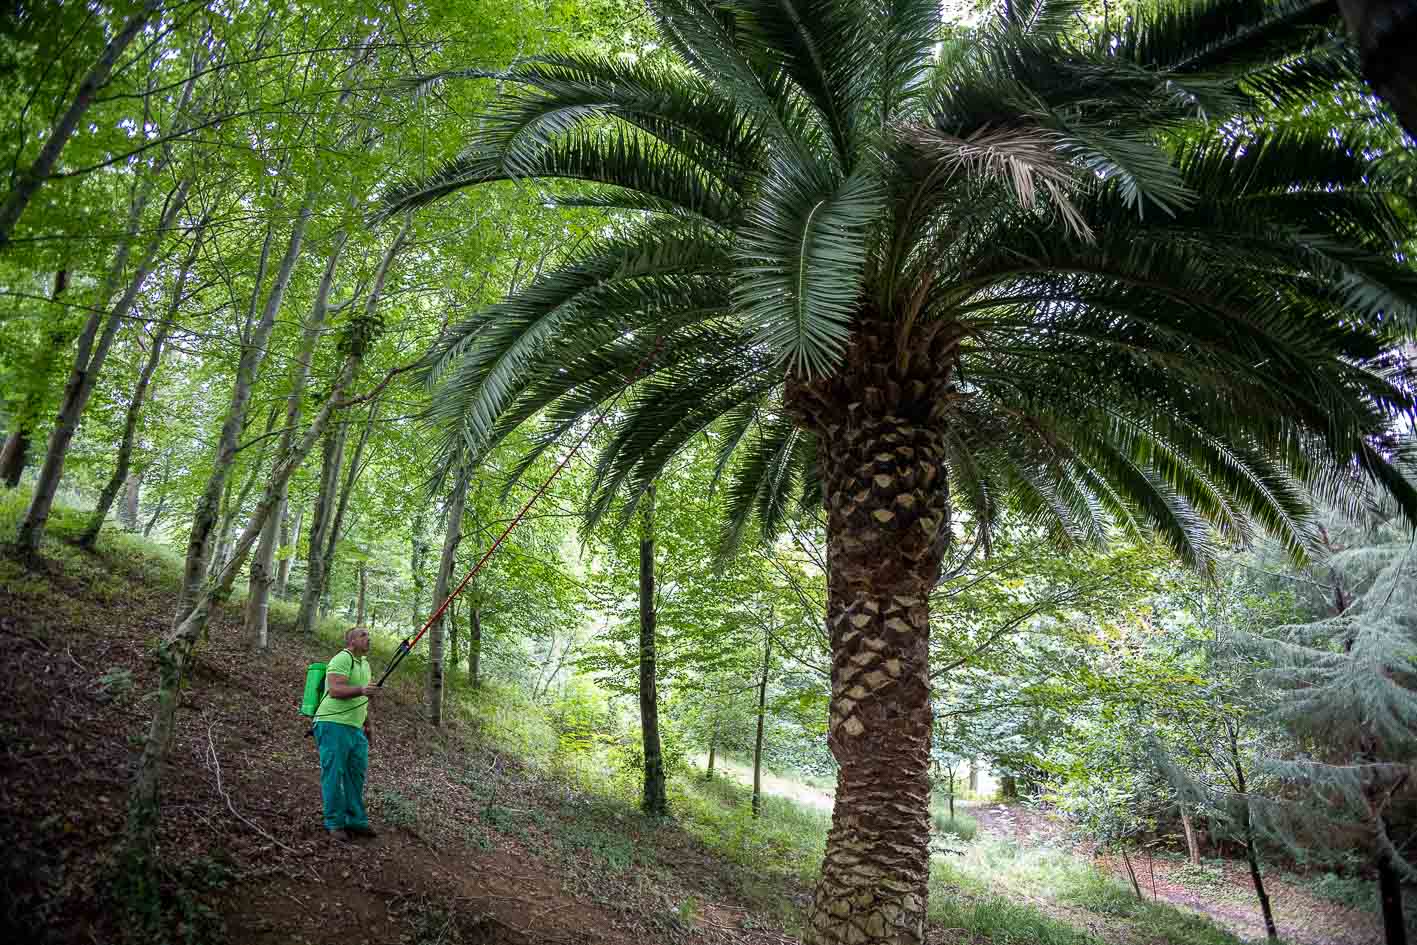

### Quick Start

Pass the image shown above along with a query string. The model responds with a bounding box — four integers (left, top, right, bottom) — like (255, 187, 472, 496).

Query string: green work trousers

(314, 721, 368, 832)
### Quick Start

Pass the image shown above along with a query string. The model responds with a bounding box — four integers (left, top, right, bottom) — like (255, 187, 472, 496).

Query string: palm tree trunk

(1335, 0, 1417, 139)
(429, 471, 468, 726)
(639, 483, 667, 816)
(790, 320, 953, 945)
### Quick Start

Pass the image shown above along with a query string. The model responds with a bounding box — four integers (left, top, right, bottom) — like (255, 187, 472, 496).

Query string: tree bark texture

(242, 496, 283, 650)
(1181, 804, 1202, 867)
(752, 630, 770, 818)
(1377, 841, 1408, 945)
(788, 317, 955, 945)
(0, 0, 161, 246)
(175, 196, 310, 622)
(18, 175, 191, 556)
(428, 472, 468, 727)
(639, 483, 667, 816)
(1336, 0, 1417, 139)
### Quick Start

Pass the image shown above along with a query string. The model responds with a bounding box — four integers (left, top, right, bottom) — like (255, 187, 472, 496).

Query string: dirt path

(972, 804, 1383, 945)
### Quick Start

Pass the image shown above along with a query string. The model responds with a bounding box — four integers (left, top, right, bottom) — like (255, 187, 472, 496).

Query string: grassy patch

(929, 866, 1099, 945)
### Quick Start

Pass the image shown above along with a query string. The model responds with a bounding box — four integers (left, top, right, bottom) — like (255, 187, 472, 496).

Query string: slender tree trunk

(410, 512, 428, 627)
(276, 502, 302, 599)
(789, 318, 955, 945)
(0, 0, 161, 246)
(428, 472, 468, 726)
(968, 762, 978, 794)
(1001, 774, 1018, 800)
(245, 227, 349, 643)
(297, 421, 346, 634)
(752, 630, 771, 818)
(468, 602, 482, 689)
(1231, 726, 1279, 942)
(2, 271, 68, 488)
(1181, 803, 1202, 867)
(78, 221, 195, 548)
(319, 399, 377, 609)
(707, 720, 717, 780)
(639, 483, 667, 816)
(1377, 837, 1408, 945)
(17, 175, 191, 556)
(356, 560, 368, 624)
(1335, 0, 1417, 139)
(141, 455, 170, 537)
(1120, 848, 1145, 901)
(448, 595, 461, 671)
(120, 472, 141, 529)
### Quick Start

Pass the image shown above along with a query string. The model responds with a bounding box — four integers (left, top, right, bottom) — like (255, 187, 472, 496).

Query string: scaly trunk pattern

(639, 483, 667, 816)
(789, 317, 956, 945)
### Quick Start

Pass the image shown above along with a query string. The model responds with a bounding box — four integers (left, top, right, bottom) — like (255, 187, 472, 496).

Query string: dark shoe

(328, 828, 351, 842)
(346, 824, 379, 838)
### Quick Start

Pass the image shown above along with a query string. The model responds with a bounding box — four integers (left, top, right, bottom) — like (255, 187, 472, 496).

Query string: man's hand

(362, 684, 381, 697)
(363, 723, 373, 748)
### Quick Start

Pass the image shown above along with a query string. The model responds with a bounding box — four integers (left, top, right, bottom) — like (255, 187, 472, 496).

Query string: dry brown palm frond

(904, 123, 1093, 242)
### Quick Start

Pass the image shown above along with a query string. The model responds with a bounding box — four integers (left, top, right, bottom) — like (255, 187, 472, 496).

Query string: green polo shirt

(315, 649, 370, 728)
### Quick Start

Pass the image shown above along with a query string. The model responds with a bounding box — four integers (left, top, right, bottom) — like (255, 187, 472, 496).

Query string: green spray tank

(300, 662, 327, 718)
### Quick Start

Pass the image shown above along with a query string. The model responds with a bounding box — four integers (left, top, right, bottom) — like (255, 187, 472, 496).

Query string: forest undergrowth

(0, 490, 1387, 945)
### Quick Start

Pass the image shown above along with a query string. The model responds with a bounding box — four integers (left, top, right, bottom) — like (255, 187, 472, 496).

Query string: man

(313, 626, 380, 841)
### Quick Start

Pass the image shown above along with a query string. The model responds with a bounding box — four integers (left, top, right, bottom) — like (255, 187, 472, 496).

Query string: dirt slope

(0, 540, 793, 945)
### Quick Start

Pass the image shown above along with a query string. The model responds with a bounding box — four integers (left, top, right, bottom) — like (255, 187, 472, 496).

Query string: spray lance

(300, 336, 664, 722)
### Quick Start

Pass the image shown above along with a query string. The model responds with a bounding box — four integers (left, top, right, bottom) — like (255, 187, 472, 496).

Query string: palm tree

(384, 1, 1417, 942)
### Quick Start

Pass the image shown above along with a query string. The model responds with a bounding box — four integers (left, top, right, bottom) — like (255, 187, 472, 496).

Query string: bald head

(345, 626, 371, 656)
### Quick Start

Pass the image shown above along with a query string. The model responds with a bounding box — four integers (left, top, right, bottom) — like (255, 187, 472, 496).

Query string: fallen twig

(203, 719, 299, 855)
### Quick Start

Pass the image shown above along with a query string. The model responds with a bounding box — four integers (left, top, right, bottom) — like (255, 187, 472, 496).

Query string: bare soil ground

(0, 540, 796, 945)
(971, 804, 1384, 945)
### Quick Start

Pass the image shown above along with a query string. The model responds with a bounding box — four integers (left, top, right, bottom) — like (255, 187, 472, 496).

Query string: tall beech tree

(384, 1, 1417, 941)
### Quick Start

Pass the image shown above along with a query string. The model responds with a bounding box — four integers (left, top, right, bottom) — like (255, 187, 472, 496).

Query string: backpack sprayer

(299, 337, 664, 722)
